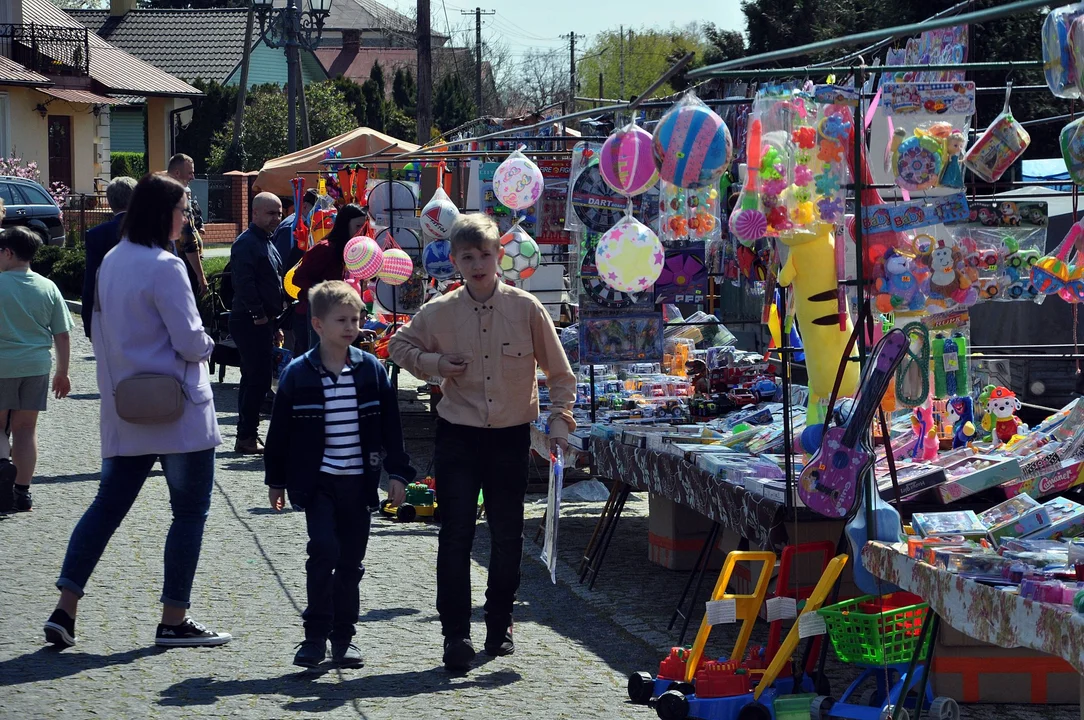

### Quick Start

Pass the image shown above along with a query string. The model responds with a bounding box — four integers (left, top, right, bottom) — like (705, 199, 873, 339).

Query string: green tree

(331, 74, 367, 128)
(369, 60, 387, 98)
(433, 73, 474, 133)
(741, 0, 817, 59)
(361, 80, 385, 132)
(577, 27, 708, 101)
(702, 23, 746, 66)
(207, 81, 355, 172)
(174, 79, 241, 173)
(392, 67, 417, 114)
(385, 106, 414, 141)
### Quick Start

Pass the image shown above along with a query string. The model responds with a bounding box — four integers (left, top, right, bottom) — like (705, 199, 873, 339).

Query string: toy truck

(379, 481, 438, 522)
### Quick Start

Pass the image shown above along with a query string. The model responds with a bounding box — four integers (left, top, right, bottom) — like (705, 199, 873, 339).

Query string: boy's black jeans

(302, 473, 371, 643)
(434, 420, 530, 640)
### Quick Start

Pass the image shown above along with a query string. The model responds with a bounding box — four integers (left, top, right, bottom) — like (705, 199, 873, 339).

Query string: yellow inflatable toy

(284, 262, 302, 300)
(776, 224, 860, 423)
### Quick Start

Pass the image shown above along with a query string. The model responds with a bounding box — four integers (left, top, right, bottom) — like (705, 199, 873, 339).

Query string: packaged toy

(914, 234, 979, 308)
(931, 332, 968, 398)
(652, 92, 733, 190)
(1043, 3, 1084, 98)
(963, 85, 1031, 183)
(873, 247, 929, 313)
(600, 122, 658, 197)
(1061, 115, 1084, 184)
(882, 83, 975, 193)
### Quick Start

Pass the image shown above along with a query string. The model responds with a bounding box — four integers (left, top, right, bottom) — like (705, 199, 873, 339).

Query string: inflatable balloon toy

(600, 123, 658, 197)
(492, 148, 545, 211)
(498, 224, 540, 281)
(420, 186, 460, 239)
(377, 247, 414, 286)
(344, 235, 384, 281)
(423, 239, 456, 280)
(595, 215, 665, 294)
(651, 92, 732, 189)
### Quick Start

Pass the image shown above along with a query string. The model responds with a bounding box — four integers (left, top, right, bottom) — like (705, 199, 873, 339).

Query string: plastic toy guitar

(797, 329, 909, 518)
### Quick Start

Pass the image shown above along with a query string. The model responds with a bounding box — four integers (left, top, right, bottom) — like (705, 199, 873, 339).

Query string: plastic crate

(819, 594, 929, 665)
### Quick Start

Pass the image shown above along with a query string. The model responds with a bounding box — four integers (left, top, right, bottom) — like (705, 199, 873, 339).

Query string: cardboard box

(935, 456, 1022, 504)
(931, 623, 1080, 704)
(647, 494, 722, 571)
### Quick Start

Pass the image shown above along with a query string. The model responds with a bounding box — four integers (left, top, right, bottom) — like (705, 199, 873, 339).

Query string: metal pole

(475, 8, 483, 114)
(416, 0, 433, 144)
(296, 44, 311, 149)
(569, 32, 577, 115)
(285, 1, 298, 153)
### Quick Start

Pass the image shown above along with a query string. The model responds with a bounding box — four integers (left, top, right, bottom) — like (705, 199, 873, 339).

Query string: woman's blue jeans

(57, 448, 216, 609)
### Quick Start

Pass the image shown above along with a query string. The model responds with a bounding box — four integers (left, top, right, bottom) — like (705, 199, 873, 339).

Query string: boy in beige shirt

(389, 213, 576, 672)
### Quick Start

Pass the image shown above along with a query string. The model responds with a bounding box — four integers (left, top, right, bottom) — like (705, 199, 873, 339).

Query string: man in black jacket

(81, 176, 136, 339)
(229, 192, 284, 455)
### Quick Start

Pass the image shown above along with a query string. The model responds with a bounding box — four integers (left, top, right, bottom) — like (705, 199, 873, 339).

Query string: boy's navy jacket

(264, 344, 416, 509)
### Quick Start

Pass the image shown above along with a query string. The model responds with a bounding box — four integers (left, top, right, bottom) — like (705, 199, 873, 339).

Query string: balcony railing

(0, 24, 90, 77)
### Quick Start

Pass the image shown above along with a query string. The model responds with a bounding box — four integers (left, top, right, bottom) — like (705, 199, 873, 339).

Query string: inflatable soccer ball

(498, 226, 540, 281)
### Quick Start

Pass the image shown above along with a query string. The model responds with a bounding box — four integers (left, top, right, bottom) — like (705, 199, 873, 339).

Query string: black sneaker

(331, 641, 364, 668)
(154, 617, 231, 647)
(0, 460, 15, 513)
(43, 609, 76, 648)
(442, 637, 476, 672)
(293, 638, 327, 668)
(484, 620, 514, 657)
(12, 484, 31, 512)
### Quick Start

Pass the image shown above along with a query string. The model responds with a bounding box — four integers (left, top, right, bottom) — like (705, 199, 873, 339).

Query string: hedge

(110, 152, 147, 180)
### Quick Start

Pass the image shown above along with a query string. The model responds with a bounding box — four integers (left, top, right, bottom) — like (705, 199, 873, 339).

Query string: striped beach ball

(344, 235, 384, 280)
(377, 247, 414, 286)
(652, 101, 732, 189)
(600, 124, 658, 197)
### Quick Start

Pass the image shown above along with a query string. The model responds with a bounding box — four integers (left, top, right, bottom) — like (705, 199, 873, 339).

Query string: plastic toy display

(652, 93, 733, 189)
(498, 224, 541, 281)
(601, 123, 659, 197)
(596, 216, 665, 293)
(344, 235, 384, 280)
(492, 148, 545, 211)
(420, 186, 460, 239)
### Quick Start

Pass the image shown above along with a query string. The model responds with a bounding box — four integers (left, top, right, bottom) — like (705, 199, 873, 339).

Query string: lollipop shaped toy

(729, 118, 767, 245)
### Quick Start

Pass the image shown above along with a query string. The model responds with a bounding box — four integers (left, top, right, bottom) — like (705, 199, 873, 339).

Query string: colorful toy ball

(377, 247, 414, 286)
(344, 235, 384, 280)
(498, 225, 540, 281)
(420, 187, 460, 239)
(595, 216, 665, 293)
(423, 239, 456, 280)
(652, 94, 732, 189)
(600, 123, 658, 197)
(492, 149, 545, 210)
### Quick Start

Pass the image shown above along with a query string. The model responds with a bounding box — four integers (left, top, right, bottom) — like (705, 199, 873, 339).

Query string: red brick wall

(203, 222, 241, 246)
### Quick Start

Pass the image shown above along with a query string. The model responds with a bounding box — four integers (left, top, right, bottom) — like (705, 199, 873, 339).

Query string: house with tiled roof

(68, 2, 328, 156)
(0, 0, 201, 194)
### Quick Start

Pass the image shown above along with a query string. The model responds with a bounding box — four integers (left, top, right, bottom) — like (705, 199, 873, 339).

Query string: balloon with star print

(596, 216, 665, 294)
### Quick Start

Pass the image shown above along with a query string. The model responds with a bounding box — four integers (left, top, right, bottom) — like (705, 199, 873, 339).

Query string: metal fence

(0, 24, 90, 77)
(63, 193, 112, 248)
(205, 174, 234, 224)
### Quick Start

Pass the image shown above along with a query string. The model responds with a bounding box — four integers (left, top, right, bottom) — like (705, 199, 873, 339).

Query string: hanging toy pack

(658, 180, 721, 248)
(931, 333, 969, 399)
(1061, 115, 1084, 185)
(912, 233, 979, 310)
(882, 83, 975, 193)
(651, 92, 733, 190)
(1043, 3, 1084, 98)
(963, 83, 1031, 184)
(873, 246, 930, 314)
(943, 201, 1047, 303)
(1032, 217, 1084, 303)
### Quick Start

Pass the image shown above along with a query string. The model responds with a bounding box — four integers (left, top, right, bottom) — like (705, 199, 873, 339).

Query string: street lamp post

(252, 0, 332, 153)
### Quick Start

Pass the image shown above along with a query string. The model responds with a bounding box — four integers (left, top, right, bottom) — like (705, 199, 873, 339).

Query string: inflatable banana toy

(777, 224, 860, 424)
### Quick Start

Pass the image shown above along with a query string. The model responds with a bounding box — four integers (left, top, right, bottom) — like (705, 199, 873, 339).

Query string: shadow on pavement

(0, 646, 162, 685)
(157, 668, 522, 710)
(66, 393, 101, 401)
(33, 472, 101, 485)
(357, 607, 420, 623)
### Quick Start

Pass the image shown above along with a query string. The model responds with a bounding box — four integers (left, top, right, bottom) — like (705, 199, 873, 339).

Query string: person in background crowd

(82, 176, 137, 339)
(44, 172, 228, 649)
(167, 153, 208, 297)
(0, 226, 72, 514)
(273, 188, 319, 359)
(388, 213, 577, 673)
(293, 204, 368, 351)
(229, 193, 285, 455)
(265, 280, 415, 669)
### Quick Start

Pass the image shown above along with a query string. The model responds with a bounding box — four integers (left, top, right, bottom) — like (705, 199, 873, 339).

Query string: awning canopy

(253, 126, 420, 198)
(37, 88, 127, 105)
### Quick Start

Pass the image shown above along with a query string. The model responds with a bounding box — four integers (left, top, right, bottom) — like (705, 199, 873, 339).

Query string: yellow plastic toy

(776, 224, 860, 424)
(684, 551, 776, 684)
(284, 262, 302, 300)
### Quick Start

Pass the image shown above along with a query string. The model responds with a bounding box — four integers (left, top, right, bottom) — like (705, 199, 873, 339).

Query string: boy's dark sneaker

(12, 484, 31, 512)
(293, 639, 327, 668)
(331, 641, 364, 667)
(43, 609, 76, 648)
(484, 620, 514, 657)
(154, 617, 231, 647)
(0, 460, 15, 512)
(442, 637, 476, 672)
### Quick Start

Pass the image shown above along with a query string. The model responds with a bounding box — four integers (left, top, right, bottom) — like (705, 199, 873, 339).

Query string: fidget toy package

(882, 83, 975, 194)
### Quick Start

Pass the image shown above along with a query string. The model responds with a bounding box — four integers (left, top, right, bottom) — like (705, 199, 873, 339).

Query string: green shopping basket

(818, 593, 930, 666)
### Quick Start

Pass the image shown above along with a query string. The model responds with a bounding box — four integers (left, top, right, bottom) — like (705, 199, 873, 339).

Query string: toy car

(379, 481, 438, 522)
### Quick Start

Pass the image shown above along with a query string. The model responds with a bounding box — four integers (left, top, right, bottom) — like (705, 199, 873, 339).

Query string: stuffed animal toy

(946, 395, 977, 448)
(875, 247, 929, 313)
(982, 386, 1024, 444)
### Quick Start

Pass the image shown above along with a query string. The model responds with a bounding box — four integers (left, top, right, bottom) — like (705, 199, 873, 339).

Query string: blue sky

(421, 0, 748, 65)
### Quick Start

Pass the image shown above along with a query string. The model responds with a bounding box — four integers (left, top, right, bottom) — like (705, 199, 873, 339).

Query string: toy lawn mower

(379, 478, 439, 522)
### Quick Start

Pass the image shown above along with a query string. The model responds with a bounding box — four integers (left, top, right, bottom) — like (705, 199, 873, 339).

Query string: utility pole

(598, 72, 603, 100)
(619, 25, 626, 102)
(417, 0, 432, 144)
(562, 32, 583, 115)
(461, 8, 494, 115)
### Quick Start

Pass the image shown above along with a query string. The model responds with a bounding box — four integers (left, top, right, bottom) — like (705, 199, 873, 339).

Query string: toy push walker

(810, 594, 960, 720)
(379, 479, 439, 522)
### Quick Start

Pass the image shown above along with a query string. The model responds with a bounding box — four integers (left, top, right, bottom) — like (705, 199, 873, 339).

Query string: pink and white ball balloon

(600, 124, 658, 197)
(344, 235, 384, 280)
(377, 247, 414, 286)
(491, 150, 545, 210)
(596, 217, 665, 294)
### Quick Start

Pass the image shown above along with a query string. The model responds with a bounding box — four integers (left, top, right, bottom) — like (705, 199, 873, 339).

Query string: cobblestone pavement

(0, 321, 1075, 719)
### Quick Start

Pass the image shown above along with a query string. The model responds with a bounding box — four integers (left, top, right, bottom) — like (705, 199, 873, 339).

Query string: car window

(17, 184, 52, 205)
(7, 185, 28, 205)
(0, 183, 15, 207)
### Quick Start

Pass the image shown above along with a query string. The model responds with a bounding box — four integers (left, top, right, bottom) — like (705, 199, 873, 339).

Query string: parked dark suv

(0, 177, 64, 246)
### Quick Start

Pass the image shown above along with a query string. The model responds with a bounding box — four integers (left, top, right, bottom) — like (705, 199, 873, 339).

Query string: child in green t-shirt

(0, 226, 73, 512)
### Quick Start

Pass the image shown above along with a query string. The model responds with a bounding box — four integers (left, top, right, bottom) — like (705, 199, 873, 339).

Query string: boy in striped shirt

(266, 281, 415, 669)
